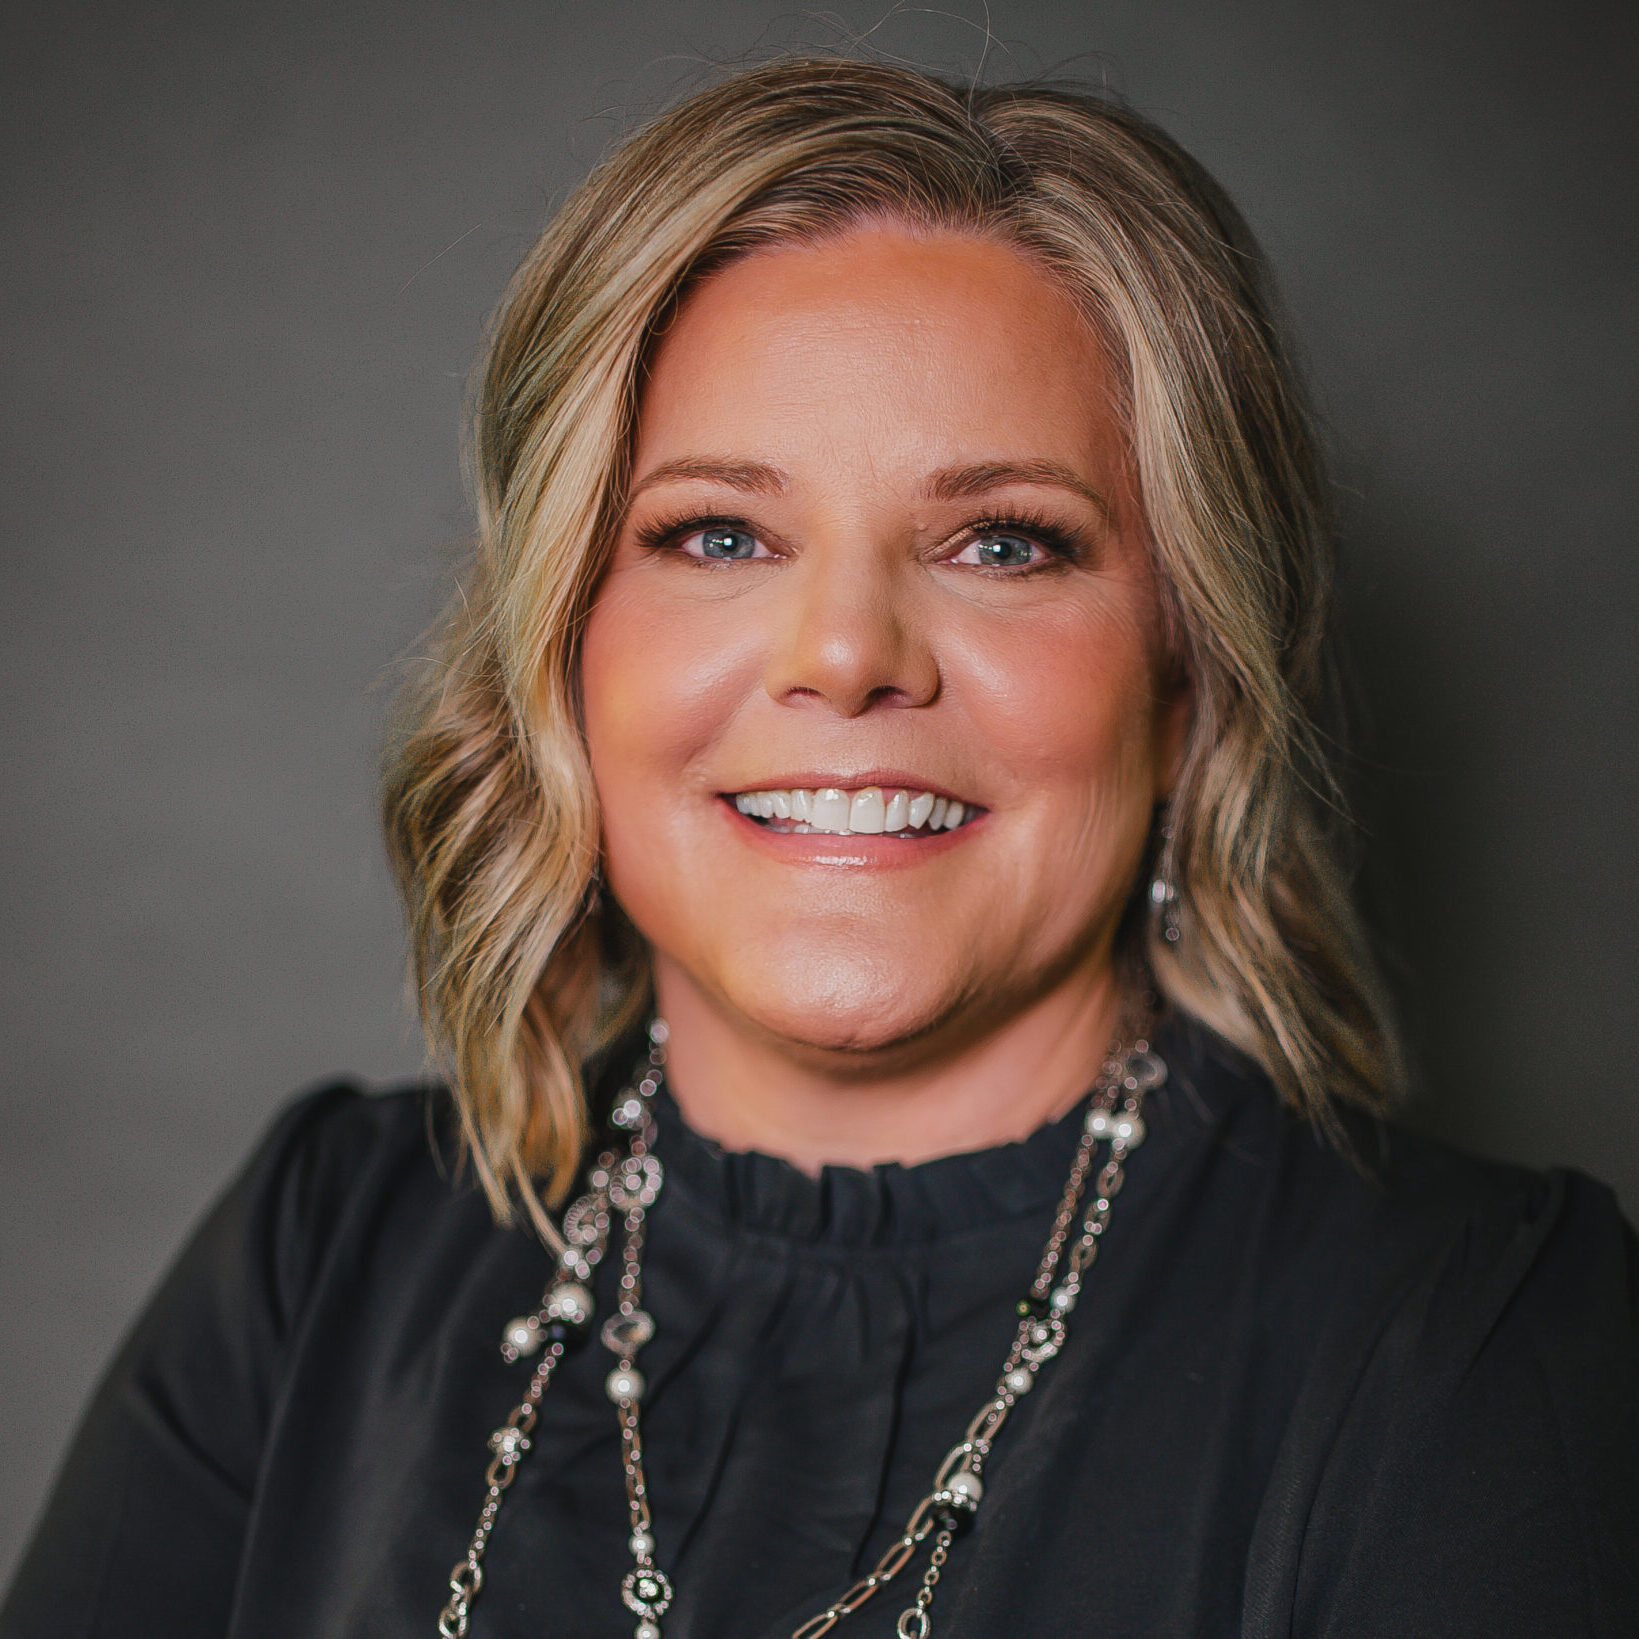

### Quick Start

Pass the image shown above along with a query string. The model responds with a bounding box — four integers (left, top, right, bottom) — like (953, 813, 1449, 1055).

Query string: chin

(718, 949, 954, 1060)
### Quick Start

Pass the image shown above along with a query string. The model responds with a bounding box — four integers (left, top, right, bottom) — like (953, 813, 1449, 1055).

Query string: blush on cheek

(981, 626, 1161, 798)
(580, 605, 747, 977)
(585, 588, 758, 763)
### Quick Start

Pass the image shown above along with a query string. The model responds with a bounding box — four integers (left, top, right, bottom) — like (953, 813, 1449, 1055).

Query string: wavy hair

(383, 56, 1402, 1233)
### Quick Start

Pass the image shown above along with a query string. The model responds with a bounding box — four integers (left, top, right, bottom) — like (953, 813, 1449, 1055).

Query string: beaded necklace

(438, 1018, 1162, 1639)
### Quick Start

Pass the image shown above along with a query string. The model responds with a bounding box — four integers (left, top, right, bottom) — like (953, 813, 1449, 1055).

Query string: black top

(4, 1020, 1637, 1638)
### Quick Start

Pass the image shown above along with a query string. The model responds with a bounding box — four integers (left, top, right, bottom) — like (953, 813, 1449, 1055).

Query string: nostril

(764, 600, 941, 716)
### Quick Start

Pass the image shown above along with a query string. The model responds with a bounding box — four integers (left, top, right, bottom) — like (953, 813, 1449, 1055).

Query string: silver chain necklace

(438, 1018, 1163, 1639)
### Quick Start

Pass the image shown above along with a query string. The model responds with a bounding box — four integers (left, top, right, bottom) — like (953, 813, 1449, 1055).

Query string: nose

(762, 538, 940, 717)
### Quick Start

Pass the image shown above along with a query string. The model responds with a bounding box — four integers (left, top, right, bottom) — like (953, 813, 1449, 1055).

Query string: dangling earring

(1150, 821, 1182, 945)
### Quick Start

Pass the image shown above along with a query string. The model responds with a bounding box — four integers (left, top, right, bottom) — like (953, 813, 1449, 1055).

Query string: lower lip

(719, 798, 983, 864)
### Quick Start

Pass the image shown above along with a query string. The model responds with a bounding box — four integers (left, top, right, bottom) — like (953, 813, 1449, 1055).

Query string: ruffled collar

(652, 1084, 1091, 1247)
(648, 1017, 1224, 1248)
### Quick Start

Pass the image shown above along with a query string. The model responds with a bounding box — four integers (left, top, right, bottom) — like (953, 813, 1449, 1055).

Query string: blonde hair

(383, 56, 1401, 1232)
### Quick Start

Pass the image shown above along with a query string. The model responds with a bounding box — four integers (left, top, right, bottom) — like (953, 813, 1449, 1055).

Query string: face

(580, 224, 1189, 1064)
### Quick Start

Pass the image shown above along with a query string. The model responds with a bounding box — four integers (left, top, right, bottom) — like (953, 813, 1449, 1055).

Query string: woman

(3, 56, 1634, 1639)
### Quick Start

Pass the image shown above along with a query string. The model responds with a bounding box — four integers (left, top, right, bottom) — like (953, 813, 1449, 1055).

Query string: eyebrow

(627, 457, 789, 499)
(625, 455, 1109, 517)
(925, 461, 1110, 519)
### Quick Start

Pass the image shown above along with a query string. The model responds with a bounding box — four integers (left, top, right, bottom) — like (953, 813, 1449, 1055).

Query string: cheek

(580, 612, 677, 936)
(953, 592, 1166, 812)
(579, 576, 763, 930)
(968, 604, 1166, 964)
(582, 578, 737, 785)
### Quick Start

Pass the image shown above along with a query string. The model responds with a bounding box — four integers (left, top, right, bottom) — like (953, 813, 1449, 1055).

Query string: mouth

(726, 784, 981, 838)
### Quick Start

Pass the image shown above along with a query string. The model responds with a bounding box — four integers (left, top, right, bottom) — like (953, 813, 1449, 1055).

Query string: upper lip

(718, 769, 979, 805)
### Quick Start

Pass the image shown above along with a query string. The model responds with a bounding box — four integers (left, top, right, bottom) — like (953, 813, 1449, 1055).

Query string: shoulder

(1155, 1017, 1633, 1321)
(202, 1078, 474, 1341)
(1157, 1024, 1639, 1633)
(233, 1077, 448, 1213)
(252, 1076, 451, 1211)
(255, 1074, 443, 1168)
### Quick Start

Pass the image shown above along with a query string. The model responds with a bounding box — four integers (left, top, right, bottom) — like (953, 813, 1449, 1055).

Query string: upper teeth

(732, 787, 969, 835)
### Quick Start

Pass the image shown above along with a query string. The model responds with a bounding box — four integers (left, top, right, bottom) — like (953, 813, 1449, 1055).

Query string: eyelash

(955, 510, 1086, 571)
(631, 508, 1086, 572)
(631, 512, 758, 559)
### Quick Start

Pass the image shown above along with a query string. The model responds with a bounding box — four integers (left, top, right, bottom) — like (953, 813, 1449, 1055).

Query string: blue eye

(956, 532, 1042, 568)
(690, 527, 765, 560)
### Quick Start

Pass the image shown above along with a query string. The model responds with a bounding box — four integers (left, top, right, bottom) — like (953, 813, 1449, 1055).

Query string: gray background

(2, 0, 1634, 1585)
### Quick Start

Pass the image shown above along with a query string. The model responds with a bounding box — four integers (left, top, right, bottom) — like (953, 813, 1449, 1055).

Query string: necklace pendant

(558, 1244, 597, 1282)
(610, 1091, 646, 1130)
(487, 1423, 531, 1462)
(1086, 1106, 1146, 1146)
(606, 1364, 646, 1402)
(1123, 1047, 1168, 1090)
(930, 1468, 983, 1533)
(563, 1192, 611, 1248)
(601, 1308, 656, 1355)
(546, 1280, 595, 1334)
(500, 1314, 542, 1361)
(622, 1566, 674, 1620)
(1019, 1314, 1066, 1364)
(609, 1153, 664, 1209)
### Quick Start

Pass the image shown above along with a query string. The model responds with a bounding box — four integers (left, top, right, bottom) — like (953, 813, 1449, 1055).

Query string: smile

(729, 785, 976, 837)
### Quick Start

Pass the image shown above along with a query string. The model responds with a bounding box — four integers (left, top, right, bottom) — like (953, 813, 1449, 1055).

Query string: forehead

(633, 225, 1123, 483)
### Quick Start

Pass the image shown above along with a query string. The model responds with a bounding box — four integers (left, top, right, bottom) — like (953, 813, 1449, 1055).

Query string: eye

(951, 530, 1047, 569)
(680, 525, 772, 561)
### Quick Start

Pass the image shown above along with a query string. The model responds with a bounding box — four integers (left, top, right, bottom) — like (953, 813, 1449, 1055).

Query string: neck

(651, 958, 1130, 1174)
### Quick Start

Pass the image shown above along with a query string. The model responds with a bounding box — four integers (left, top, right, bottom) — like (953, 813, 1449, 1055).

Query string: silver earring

(1150, 823, 1181, 945)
